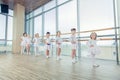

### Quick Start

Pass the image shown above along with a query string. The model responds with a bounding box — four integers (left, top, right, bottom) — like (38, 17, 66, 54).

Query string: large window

(57, 0, 69, 5)
(80, 0, 115, 60)
(80, 0, 114, 30)
(26, 20, 30, 34)
(44, 0, 56, 11)
(34, 15, 42, 36)
(0, 9, 13, 52)
(58, 0, 77, 56)
(34, 7, 42, 16)
(26, 12, 34, 20)
(7, 16, 13, 51)
(25, 0, 119, 61)
(29, 19, 34, 36)
(7, 17, 13, 40)
(58, 0, 77, 36)
(0, 14, 6, 39)
(44, 9, 56, 35)
(26, 19, 34, 37)
(44, 9, 56, 55)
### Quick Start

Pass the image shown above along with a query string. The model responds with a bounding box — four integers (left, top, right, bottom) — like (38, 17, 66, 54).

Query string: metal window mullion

(113, 0, 119, 65)
(32, 12, 34, 37)
(5, 15, 8, 47)
(42, 6, 44, 39)
(77, 0, 81, 59)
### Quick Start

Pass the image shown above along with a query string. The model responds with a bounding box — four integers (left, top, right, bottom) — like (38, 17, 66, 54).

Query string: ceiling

(2, 0, 51, 13)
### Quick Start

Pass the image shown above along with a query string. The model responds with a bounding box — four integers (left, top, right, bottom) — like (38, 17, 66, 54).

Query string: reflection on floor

(0, 53, 119, 80)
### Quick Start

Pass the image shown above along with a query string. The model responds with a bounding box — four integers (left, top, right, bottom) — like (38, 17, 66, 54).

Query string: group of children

(44, 28, 78, 64)
(20, 33, 41, 56)
(20, 28, 100, 67)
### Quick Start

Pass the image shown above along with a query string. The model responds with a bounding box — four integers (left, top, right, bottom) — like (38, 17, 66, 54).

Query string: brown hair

(90, 32, 97, 40)
(56, 31, 61, 36)
(46, 32, 50, 34)
(23, 32, 27, 36)
(71, 28, 76, 31)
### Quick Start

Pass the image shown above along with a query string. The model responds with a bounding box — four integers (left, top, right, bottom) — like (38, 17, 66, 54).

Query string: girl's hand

(56, 41, 61, 45)
(72, 41, 76, 44)
(57, 43, 61, 45)
(90, 45, 94, 47)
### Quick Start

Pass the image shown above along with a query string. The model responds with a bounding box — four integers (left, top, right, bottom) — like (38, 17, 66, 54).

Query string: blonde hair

(35, 33, 39, 38)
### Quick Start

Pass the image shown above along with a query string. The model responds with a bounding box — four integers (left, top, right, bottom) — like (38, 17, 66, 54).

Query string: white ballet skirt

(26, 38, 32, 46)
(20, 37, 27, 46)
(56, 37, 62, 48)
(45, 38, 51, 50)
(70, 35, 77, 49)
(87, 39, 101, 55)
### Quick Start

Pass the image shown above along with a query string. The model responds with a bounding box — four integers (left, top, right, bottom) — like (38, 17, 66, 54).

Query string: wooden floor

(0, 53, 120, 80)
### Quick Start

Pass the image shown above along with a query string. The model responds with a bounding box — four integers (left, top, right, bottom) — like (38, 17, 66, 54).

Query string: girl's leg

(37, 46, 40, 55)
(56, 46, 59, 60)
(72, 49, 76, 63)
(74, 49, 77, 62)
(72, 49, 76, 59)
(58, 48, 61, 56)
(34, 46, 37, 56)
(35, 46, 39, 56)
(21, 46, 23, 55)
(46, 50, 49, 58)
(92, 53, 99, 67)
(92, 54, 99, 67)
(26, 45, 28, 55)
(92, 54, 95, 66)
(36, 46, 38, 55)
(57, 47, 61, 60)
(28, 44, 30, 55)
(26, 44, 29, 55)
(21, 46, 25, 55)
(48, 50, 49, 57)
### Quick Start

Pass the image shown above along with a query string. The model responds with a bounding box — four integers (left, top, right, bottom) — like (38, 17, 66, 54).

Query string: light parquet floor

(0, 53, 119, 80)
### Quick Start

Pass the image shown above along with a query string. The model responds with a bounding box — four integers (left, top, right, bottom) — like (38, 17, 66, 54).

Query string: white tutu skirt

(71, 44, 77, 49)
(20, 42, 26, 46)
(56, 44, 61, 48)
(88, 46, 101, 55)
(45, 45, 51, 50)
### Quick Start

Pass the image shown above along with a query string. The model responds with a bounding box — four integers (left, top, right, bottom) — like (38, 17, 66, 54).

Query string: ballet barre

(40, 27, 120, 37)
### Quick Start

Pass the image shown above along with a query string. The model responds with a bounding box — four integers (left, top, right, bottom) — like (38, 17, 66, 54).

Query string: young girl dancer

(87, 32, 101, 67)
(26, 34, 32, 55)
(20, 32, 27, 55)
(45, 32, 51, 58)
(33, 33, 40, 56)
(56, 31, 62, 60)
(70, 28, 77, 63)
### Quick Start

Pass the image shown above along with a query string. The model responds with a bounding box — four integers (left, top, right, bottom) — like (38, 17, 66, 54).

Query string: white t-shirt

(21, 36, 27, 46)
(33, 37, 41, 45)
(87, 39, 101, 54)
(46, 38, 51, 45)
(26, 37, 32, 44)
(70, 35, 77, 44)
(87, 39, 97, 47)
(56, 36, 62, 44)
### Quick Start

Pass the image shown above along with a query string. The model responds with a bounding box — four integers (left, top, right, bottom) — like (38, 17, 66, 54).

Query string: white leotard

(21, 36, 27, 46)
(87, 39, 101, 55)
(45, 38, 51, 50)
(56, 36, 62, 48)
(70, 35, 77, 49)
